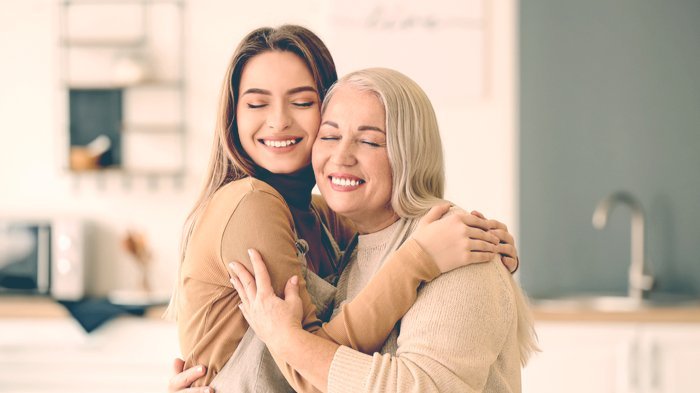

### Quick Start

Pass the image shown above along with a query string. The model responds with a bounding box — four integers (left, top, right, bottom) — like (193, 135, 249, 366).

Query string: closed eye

(247, 103, 267, 109)
(361, 140, 383, 147)
(293, 102, 315, 108)
(319, 135, 340, 141)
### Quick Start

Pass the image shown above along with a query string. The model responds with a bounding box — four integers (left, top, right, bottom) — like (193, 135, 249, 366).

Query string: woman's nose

(267, 105, 291, 131)
(330, 140, 357, 166)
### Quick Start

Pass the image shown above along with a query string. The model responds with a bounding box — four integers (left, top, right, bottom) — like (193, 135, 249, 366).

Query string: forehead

(324, 85, 385, 123)
(239, 50, 315, 89)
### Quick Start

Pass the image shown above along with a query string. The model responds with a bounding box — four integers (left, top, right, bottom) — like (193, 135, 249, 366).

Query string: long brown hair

(165, 25, 337, 320)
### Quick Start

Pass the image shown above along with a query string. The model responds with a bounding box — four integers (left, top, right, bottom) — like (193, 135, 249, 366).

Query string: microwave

(0, 219, 86, 300)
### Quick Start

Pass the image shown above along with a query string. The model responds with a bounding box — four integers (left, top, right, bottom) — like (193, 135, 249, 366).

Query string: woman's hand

(167, 358, 212, 393)
(412, 203, 501, 273)
(228, 249, 304, 348)
(471, 210, 519, 273)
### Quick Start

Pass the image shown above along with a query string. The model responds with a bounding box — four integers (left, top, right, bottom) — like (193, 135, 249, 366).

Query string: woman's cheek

(305, 111, 321, 138)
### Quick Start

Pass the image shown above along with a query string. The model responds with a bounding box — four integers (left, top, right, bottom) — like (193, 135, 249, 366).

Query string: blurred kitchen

(0, 0, 698, 392)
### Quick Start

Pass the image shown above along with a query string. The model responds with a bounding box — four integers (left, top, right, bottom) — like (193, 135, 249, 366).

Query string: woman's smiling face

(312, 85, 397, 233)
(236, 50, 321, 174)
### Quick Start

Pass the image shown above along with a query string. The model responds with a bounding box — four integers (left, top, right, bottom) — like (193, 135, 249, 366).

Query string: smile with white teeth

(261, 138, 301, 148)
(330, 177, 364, 187)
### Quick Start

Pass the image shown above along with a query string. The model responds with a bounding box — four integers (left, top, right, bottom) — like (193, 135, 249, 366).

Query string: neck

(255, 165, 316, 210)
(352, 210, 400, 235)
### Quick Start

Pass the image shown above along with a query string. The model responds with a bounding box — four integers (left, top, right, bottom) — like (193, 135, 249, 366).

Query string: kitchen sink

(532, 293, 700, 312)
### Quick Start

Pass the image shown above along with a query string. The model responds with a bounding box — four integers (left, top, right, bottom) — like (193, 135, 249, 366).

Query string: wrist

(402, 238, 440, 279)
(270, 325, 304, 356)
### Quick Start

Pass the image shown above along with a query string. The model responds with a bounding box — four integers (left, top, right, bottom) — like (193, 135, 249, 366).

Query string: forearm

(321, 239, 439, 353)
(268, 241, 436, 393)
(270, 327, 340, 393)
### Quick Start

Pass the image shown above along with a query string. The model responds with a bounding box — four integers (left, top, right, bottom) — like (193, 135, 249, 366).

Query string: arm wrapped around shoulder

(327, 260, 537, 393)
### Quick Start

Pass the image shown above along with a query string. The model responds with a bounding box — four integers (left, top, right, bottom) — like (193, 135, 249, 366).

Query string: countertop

(0, 296, 167, 319)
(532, 306, 700, 323)
(3, 296, 700, 323)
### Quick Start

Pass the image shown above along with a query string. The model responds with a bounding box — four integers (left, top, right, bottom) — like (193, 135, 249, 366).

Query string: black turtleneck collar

(256, 165, 316, 210)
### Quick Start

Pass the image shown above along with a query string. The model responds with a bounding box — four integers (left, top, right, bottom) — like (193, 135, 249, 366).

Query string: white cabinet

(522, 323, 638, 393)
(523, 322, 700, 393)
(0, 317, 179, 393)
(639, 325, 700, 393)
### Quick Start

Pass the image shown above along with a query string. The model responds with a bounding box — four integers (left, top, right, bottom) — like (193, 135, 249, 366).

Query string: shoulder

(413, 201, 468, 222)
(444, 202, 467, 217)
(212, 177, 284, 205)
(217, 179, 298, 264)
(207, 178, 290, 218)
(395, 259, 517, 369)
(436, 257, 513, 301)
(415, 258, 516, 324)
(191, 178, 294, 247)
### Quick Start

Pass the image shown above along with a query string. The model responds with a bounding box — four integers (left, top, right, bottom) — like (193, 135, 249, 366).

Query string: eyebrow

(321, 121, 385, 134)
(241, 86, 317, 96)
(358, 125, 385, 133)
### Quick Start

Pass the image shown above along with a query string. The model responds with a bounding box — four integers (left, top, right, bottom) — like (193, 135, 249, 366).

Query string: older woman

(231, 68, 538, 393)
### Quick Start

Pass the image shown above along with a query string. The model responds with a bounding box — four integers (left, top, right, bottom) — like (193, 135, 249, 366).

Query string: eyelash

(246, 102, 315, 109)
(319, 136, 383, 148)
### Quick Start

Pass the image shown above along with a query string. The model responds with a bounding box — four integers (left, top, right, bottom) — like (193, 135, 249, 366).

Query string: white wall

(0, 0, 516, 296)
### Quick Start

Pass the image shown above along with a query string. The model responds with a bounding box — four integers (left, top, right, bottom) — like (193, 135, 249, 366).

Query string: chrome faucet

(592, 191, 654, 300)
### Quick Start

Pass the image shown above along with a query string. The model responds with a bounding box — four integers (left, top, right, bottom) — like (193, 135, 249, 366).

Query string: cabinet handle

(629, 341, 639, 389)
(651, 342, 660, 390)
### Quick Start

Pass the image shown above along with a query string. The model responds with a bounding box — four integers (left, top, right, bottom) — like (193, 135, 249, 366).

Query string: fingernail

(197, 366, 204, 373)
(229, 262, 235, 269)
(230, 278, 236, 286)
(247, 249, 254, 258)
(291, 275, 298, 285)
(204, 388, 211, 393)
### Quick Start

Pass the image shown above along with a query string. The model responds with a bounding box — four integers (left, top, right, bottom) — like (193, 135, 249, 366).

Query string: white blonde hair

(322, 68, 445, 218)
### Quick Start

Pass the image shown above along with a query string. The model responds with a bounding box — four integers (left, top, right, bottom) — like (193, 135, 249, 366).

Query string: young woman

(231, 68, 538, 393)
(168, 25, 520, 392)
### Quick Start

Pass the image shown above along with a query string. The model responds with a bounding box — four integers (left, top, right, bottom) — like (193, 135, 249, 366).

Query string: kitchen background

(0, 0, 698, 392)
(520, 0, 700, 299)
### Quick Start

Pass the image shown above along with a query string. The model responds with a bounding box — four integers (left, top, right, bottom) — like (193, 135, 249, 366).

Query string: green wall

(519, 1, 700, 297)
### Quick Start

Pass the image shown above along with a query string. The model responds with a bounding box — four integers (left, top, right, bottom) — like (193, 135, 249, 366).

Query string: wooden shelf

(66, 167, 184, 176)
(66, 80, 183, 90)
(61, 38, 146, 48)
(62, 0, 183, 5)
(121, 123, 184, 133)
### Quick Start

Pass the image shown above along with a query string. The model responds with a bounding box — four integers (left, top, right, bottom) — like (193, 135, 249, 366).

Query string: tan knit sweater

(326, 218, 530, 393)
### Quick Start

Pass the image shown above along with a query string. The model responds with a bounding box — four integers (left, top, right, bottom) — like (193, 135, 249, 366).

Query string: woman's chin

(322, 200, 357, 219)
(259, 161, 310, 174)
